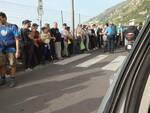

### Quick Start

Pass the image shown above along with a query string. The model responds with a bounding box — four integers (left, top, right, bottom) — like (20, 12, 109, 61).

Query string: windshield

(0, 0, 149, 113)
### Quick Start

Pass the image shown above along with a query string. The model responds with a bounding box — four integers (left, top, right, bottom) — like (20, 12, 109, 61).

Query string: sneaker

(58, 57, 64, 60)
(93, 48, 96, 50)
(0, 78, 6, 86)
(25, 68, 33, 72)
(8, 78, 16, 88)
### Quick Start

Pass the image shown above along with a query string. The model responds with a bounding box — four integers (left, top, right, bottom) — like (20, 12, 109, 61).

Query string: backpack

(111, 25, 117, 36)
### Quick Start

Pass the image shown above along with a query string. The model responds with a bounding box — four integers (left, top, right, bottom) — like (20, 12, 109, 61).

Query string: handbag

(80, 40, 85, 50)
(68, 39, 71, 45)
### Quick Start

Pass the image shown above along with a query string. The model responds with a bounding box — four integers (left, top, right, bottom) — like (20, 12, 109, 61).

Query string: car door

(138, 73, 150, 113)
(97, 16, 150, 113)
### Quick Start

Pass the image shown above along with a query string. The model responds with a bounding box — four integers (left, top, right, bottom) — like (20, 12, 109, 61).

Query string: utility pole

(61, 10, 64, 25)
(37, 0, 44, 32)
(71, 0, 75, 38)
(79, 13, 81, 25)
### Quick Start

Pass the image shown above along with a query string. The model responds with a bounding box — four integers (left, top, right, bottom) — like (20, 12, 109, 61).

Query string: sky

(0, 0, 125, 27)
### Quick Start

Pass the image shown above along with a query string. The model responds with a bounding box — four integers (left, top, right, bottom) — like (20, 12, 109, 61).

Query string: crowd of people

(0, 12, 141, 88)
(20, 21, 126, 71)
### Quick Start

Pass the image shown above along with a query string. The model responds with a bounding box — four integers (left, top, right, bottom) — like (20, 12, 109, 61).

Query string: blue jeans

(44, 44, 51, 60)
(108, 35, 115, 52)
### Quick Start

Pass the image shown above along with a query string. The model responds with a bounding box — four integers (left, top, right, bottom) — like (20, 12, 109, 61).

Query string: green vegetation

(88, 0, 150, 25)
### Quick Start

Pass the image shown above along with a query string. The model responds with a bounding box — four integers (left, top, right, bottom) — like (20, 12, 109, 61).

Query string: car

(97, 16, 150, 113)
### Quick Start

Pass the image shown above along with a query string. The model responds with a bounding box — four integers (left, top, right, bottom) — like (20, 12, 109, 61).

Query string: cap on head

(63, 23, 67, 27)
(41, 26, 47, 31)
(22, 20, 32, 25)
(44, 23, 50, 28)
(66, 26, 70, 31)
(32, 23, 39, 27)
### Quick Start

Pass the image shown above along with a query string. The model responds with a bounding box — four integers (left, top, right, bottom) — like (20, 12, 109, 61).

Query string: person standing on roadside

(117, 24, 123, 47)
(111, 23, 117, 49)
(62, 26, 69, 57)
(0, 12, 20, 87)
(75, 24, 84, 54)
(65, 26, 73, 57)
(84, 25, 90, 51)
(103, 23, 109, 52)
(51, 22, 63, 60)
(61, 23, 67, 56)
(105, 23, 115, 53)
(90, 24, 97, 50)
(41, 26, 54, 62)
(96, 25, 103, 48)
(20, 20, 35, 71)
(44, 23, 56, 60)
(31, 23, 43, 64)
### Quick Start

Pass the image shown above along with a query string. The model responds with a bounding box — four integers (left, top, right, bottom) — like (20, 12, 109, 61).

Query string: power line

(0, 0, 93, 18)
(0, 0, 35, 8)
(0, 0, 93, 26)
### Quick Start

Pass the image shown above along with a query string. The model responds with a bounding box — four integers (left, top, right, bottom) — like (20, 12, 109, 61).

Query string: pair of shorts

(0, 53, 16, 66)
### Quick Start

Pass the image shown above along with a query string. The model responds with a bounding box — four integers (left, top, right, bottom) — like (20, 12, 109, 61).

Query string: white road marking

(102, 56, 126, 71)
(76, 55, 108, 67)
(14, 96, 39, 105)
(15, 67, 104, 89)
(54, 54, 90, 65)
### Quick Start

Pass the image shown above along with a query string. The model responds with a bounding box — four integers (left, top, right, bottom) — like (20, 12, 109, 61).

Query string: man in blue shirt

(0, 12, 20, 87)
(105, 23, 116, 53)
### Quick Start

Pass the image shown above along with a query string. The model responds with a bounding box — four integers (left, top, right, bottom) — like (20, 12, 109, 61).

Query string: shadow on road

(0, 69, 106, 113)
(50, 97, 103, 113)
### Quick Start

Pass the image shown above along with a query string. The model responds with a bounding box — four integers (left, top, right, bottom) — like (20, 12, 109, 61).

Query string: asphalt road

(0, 49, 128, 113)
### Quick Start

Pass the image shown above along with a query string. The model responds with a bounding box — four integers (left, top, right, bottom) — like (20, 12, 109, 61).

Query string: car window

(138, 74, 150, 113)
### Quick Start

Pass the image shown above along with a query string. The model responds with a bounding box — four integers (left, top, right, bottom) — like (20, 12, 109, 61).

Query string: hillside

(88, 0, 150, 25)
